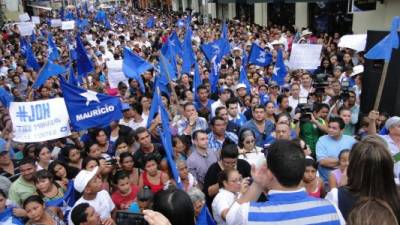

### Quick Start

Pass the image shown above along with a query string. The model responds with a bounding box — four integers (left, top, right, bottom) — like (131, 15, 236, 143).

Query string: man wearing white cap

(368, 113, 400, 177)
(68, 167, 115, 225)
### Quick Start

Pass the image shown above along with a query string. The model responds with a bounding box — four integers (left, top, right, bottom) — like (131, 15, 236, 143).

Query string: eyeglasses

(244, 139, 255, 144)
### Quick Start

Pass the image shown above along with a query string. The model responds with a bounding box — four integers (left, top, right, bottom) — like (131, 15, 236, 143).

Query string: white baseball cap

(74, 166, 99, 193)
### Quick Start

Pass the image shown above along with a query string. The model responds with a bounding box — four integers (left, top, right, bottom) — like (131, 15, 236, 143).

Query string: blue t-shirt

(316, 134, 357, 182)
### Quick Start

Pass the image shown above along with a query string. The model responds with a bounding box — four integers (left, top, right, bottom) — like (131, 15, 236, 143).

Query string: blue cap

(121, 103, 131, 111)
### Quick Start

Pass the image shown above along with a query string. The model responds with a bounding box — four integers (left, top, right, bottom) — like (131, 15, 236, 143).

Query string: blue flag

(200, 38, 231, 63)
(59, 6, 64, 19)
(146, 89, 160, 129)
(60, 78, 123, 131)
(48, 33, 60, 61)
(0, 207, 24, 225)
(104, 16, 112, 30)
(76, 18, 89, 31)
(122, 47, 153, 93)
(95, 10, 106, 23)
(248, 43, 272, 67)
(176, 18, 185, 28)
(146, 16, 155, 28)
(83, 1, 89, 15)
(169, 31, 183, 57)
(242, 47, 248, 66)
(21, 37, 40, 71)
(33, 61, 67, 89)
(159, 93, 183, 189)
(19, 37, 28, 57)
(31, 31, 36, 42)
(65, 10, 75, 20)
(221, 21, 228, 40)
(161, 42, 177, 78)
(209, 59, 219, 94)
(182, 27, 195, 74)
(159, 54, 176, 85)
(115, 13, 127, 25)
(192, 61, 201, 101)
(239, 66, 251, 94)
(75, 33, 94, 77)
(0, 87, 12, 108)
(68, 64, 78, 86)
(196, 206, 216, 225)
(365, 16, 400, 62)
(272, 48, 287, 86)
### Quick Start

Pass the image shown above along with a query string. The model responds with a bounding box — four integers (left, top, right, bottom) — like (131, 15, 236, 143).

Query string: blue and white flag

(48, 33, 60, 61)
(272, 48, 287, 86)
(22, 38, 40, 71)
(60, 78, 123, 131)
(248, 43, 272, 67)
(32, 61, 67, 89)
(182, 27, 195, 74)
(201, 38, 231, 63)
(146, 16, 155, 28)
(196, 206, 216, 225)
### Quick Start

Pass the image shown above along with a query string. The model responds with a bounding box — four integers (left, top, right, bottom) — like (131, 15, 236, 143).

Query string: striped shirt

(226, 189, 345, 225)
(208, 131, 238, 153)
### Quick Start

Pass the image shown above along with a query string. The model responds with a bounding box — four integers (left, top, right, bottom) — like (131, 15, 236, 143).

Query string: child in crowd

(302, 158, 325, 198)
(138, 154, 169, 194)
(111, 171, 139, 210)
(328, 149, 350, 189)
(137, 187, 154, 213)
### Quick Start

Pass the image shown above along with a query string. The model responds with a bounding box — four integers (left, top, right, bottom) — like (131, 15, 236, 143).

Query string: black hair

(215, 106, 226, 117)
(220, 144, 239, 159)
(329, 117, 345, 130)
(84, 141, 98, 155)
(71, 203, 90, 225)
(305, 158, 317, 169)
(210, 116, 225, 126)
(23, 195, 44, 209)
(19, 157, 36, 167)
(113, 136, 129, 152)
(153, 188, 195, 225)
(119, 152, 134, 165)
(338, 149, 350, 159)
(81, 156, 99, 170)
(61, 144, 80, 162)
(143, 153, 159, 167)
(225, 97, 238, 108)
(183, 102, 195, 111)
(134, 127, 149, 140)
(267, 140, 306, 187)
(131, 102, 143, 115)
(113, 170, 130, 185)
(196, 84, 208, 93)
(277, 94, 288, 105)
(34, 144, 49, 159)
(0, 189, 6, 198)
(33, 169, 54, 184)
(314, 103, 330, 113)
(192, 130, 207, 140)
(252, 104, 265, 112)
(217, 169, 237, 188)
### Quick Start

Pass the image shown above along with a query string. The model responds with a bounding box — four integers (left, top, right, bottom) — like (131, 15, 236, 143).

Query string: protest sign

(17, 22, 35, 36)
(31, 16, 41, 24)
(10, 98, 71, 142)
(19, 13, 30, 22)
(289, 44, 323, 70)
(107, 60, 129, 88)
(338, 34, 367, 52)
(62, 21, 75, 30)
(51, 19, 62, 27)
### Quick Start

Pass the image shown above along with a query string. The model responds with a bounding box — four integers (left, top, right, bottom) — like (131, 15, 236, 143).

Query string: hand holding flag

(248, 43, 272, 67)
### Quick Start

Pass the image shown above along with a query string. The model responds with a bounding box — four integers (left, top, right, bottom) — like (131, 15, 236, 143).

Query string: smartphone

(116, 211, 148, 225)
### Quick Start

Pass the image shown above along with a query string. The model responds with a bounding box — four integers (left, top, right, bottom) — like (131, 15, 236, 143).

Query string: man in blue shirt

(241, 105, 274, 147)
(316, 117, 357, 183)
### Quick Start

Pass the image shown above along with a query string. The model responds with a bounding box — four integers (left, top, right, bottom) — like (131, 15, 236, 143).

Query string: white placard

(17, 22, 35, 36)
(51, 19, 62, 27)
(31, 16, 40, 24)
(19, 13, 30, 22)
(106, 60, 129, 88)
(338, 34, 367, 52)
(10, 98, 71, 143)
(62, 21, 75, 30)
(288, 44, 323, 70)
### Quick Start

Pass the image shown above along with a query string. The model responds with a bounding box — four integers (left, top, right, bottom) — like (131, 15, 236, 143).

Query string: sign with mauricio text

(10, 98, 71, 142)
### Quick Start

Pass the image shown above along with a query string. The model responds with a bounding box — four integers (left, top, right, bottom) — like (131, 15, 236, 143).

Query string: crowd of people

(0, 2, 399, 225)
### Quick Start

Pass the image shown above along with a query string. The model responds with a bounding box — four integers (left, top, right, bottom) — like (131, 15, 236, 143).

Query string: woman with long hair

(326, 135, 400, 221)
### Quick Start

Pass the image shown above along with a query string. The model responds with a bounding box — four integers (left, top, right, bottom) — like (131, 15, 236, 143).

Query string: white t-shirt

(212, 189, 236, 225)
(68, 190, 115, 225)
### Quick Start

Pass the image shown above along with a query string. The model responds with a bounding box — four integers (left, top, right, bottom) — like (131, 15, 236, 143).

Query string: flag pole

(159, 54, 179, 104)
(373, 61, 389, 110)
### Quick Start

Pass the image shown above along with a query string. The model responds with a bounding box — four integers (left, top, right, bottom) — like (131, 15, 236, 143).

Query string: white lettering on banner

(288, 44, 323, 70)
(10, 98, 71, 143)
(76, 105, 115, 121)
